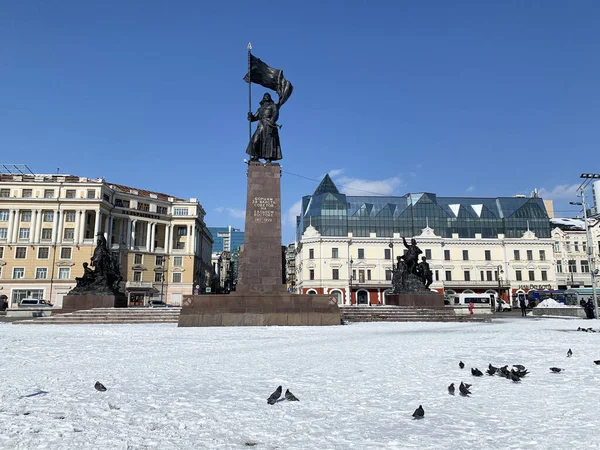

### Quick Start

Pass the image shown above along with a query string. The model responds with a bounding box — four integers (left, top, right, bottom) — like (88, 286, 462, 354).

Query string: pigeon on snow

(459, 361, 465, 369)
(285, 389, 299, 402)
(594, 360, 600, 365)
(459, 382, 471, 396)
(412, 405, 424, 419)
(448, 383, 455, 395)
(567, 349, 573, 357)
(471, 368, 483, 377)
(267, 386, 282, 405)
(94, 382, 107, 392)
(550, 367, 564, 373)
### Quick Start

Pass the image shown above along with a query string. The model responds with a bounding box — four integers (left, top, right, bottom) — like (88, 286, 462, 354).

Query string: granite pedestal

(60, 294, 127, 313)
(179, 162, 340, 327)
(386, 293, 445, 308)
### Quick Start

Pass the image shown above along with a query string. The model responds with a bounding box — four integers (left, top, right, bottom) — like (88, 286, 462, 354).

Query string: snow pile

(1, 319, 600, 449)
(536, 298, 568, 308)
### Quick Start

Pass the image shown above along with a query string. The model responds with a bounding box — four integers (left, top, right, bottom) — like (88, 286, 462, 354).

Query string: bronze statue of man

(417, 256, 433, 289)
(246, 93, 282, 162)
(401, 237, 422, 276)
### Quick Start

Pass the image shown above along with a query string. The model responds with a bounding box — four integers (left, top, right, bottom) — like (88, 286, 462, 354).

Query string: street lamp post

(349, 258, 354, 305)
(570, 173, 600, 320)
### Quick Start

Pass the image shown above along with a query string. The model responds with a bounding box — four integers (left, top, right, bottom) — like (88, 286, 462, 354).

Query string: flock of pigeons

(410, 344, 600, 419)
(266, 386, 299, 404)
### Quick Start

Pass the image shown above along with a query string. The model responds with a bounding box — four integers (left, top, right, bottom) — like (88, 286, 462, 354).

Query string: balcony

(125, 281, 154, 290)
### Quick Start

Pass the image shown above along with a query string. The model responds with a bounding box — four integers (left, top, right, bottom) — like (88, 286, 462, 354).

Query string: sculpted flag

(244, 54, 294, 107)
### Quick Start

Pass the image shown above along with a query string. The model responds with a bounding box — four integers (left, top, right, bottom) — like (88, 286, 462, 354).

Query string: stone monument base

(386, 293, 445, 308)
(178, 293, 341, 327)
(61, 294, 128, 313)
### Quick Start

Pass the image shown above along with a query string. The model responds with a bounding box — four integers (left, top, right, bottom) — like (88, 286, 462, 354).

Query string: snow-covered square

(1, 318, 600, 449)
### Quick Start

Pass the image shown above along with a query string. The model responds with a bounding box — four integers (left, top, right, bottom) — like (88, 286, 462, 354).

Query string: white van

(457, 293, 493, 305)
(19, 299, 53, 308)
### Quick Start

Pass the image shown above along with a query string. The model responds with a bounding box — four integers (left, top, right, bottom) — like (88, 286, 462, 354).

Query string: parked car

(19, 299, 53, 308)
(147, 300, 170, 308)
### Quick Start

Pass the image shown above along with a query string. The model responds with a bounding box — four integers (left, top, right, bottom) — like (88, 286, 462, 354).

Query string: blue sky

(2, 1, 599, 244)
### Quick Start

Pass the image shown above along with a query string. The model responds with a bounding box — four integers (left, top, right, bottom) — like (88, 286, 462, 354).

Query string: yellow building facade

(0, 173, 212, 307)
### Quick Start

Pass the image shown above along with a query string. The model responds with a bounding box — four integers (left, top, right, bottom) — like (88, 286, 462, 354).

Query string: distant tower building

(208, 226, 244, 253)
(592, 180, 600, 215)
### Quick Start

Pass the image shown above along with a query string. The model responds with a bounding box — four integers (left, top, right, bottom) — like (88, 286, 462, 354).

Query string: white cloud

(537, 184, 580, 200)
(335, 175, 403, 195)
(215, 207, 246, 219)
(466, 185, 475, 193)
(283, 200, 302, 227)
(328, 168, 344, 177)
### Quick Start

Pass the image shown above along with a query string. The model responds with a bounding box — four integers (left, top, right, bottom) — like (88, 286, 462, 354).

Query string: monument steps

(340, 306, 489, 323)
(12, 308, 181, 325)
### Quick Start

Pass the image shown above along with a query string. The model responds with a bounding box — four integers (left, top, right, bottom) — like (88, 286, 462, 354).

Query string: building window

(556, 260, 562, 273)
(19, 228, 30, 240)
(43, 211, 54, 222)
(0, 210, 8, 221)
(22, 189, 32, 198)
(515, 270, 522, 281)
(528, 270, 535, 281)
(568, 260, 577, 273)
(15, 247, 26, 258)
(0, 247, 3, 258)
(462, 250, 469, 261)
(435, 270, 439, 281)
(574, 242, 579, 252)
(13, 268, 25, 279)
(332, 248, 338, 259)
(157, 206, 168, 215)
(177, 227, 187, 236)
(527, 250, 533, 261)
(172, 272, 182, 283)
(58, 268, 70, 279)
(541, 270, 548, 281)
(36, 268, 48, 279)
(0, 189, 9, 198)
(173, 207, 188, 216)
(38, 247, 49, 259)
(66, 190, 76, 198)
(87, 190, 96, 199)
(173, 256, 183, 266)
(464, 271, 470, 281)
(539, 250, 546, 261)
(444, 250, 450, 261)
(566, 241, 571, 252)
(486, 271, 493, 281)
(155, 255, 163, 266)
(583, 242, 587, 252)
(485, 250, 491, 261)
(21, 211, 31, 222)
(44, 189, 54, 198)
(137, 202, 150, 212)
(64, 211, 76, 222)
(154, 272, 163, 282)
(385, 270, 393, 281)
(133, 271, 142, 282)
(309, 249, 314, 259)
(445, 271, 452, 281)
(425, 249, 432, 260)
(367, 269, 371, 281)
(60, 247, 72, 259)
(358, 248, 365, 259)
(554, 242, 560, 252)
(63, 228, 75, 240)
(0, 228, 6, 239)
(514, 250, 520, 261)
(41, 228, 52, 241)
(309, 269, 315, 280)
(581, 260, 590, 273)
(384, 248, 391, 260)
(332, 268, 339, 280)
(134, 254, 143, 264)
(115, 198, 130, 208)
(352, 269, 356, 280)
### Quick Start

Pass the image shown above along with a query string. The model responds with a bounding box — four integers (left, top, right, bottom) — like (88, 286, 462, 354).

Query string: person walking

(519, 297, 527, 316)
(469, 301, 474, 315)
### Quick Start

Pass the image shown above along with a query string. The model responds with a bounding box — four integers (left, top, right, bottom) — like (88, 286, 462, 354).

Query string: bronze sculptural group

(392, 237, 433, 293)
(68, 234, 123, 295)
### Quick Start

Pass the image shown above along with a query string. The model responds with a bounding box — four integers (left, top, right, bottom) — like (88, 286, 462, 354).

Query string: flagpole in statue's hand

(247, 42, 252, 142)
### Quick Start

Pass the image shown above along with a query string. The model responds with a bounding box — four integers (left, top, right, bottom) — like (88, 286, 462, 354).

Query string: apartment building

(0, 173, 212, 307)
